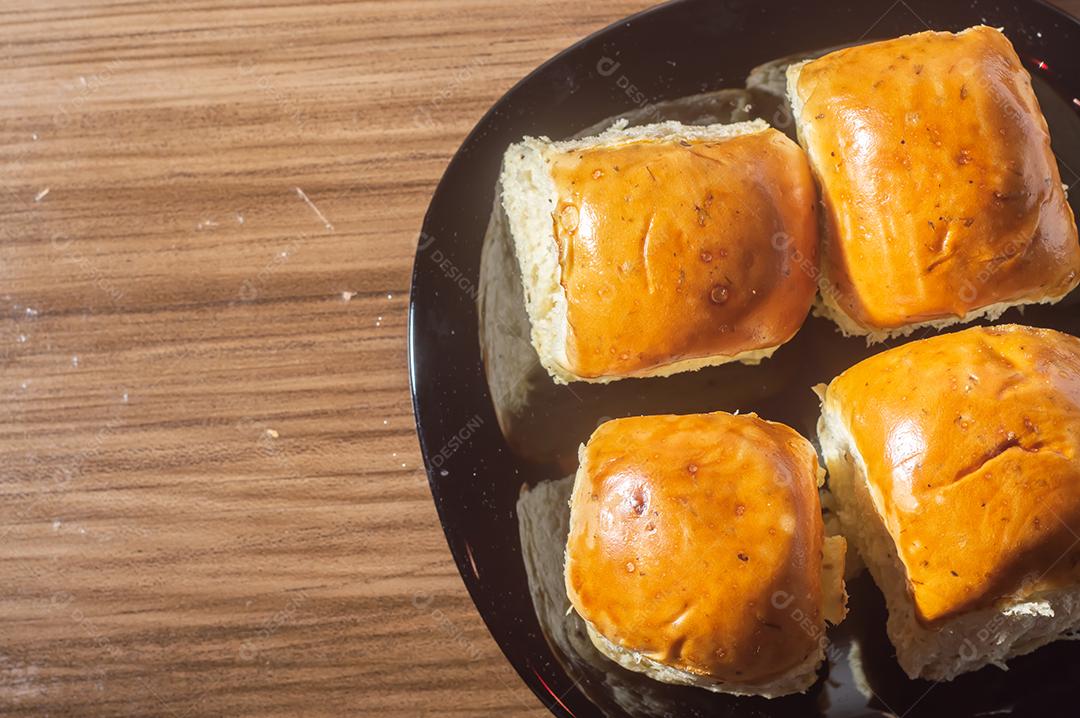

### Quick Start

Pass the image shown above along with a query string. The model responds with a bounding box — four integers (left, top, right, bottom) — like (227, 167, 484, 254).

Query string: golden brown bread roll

(818, 324, 1080, 680)
(565, 412, 847, 696)
(788, 27, 1080, 340)
(500, 120, 819, 384)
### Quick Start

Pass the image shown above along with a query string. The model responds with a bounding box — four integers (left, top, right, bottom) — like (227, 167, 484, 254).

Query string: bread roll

(565, 412, 847, 696)
(788, 27, 1080, 341)
(818, 324, 1080, 680)
(500, 120, 819, 383)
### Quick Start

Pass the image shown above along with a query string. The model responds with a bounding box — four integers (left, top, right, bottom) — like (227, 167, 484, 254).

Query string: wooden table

(1, 1, 1076, 715)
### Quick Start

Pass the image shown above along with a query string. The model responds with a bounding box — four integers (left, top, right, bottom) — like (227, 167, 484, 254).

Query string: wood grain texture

(0, 1, 1077, 716)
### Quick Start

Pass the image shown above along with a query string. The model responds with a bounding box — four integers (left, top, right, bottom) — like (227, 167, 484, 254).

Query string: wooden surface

(0, 1, 1077, 716)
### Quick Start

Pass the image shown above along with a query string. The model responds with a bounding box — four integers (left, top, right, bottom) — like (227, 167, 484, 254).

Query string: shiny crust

(790, 26, 1080, 334)
(565, 412, 826, 684)
(548, 129, 818, 378)
(822, 324, 1080, 625)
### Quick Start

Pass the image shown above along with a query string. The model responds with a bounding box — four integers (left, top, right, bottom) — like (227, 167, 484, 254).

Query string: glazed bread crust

(819, 324, 1080, 679)
(565, 412, 846, 696)
(500, 121, 819, 383)
(788, 27, 1080, 340)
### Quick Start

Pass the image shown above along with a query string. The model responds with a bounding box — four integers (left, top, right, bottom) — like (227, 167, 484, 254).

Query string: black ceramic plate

(408, 1, 1080, 716)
